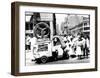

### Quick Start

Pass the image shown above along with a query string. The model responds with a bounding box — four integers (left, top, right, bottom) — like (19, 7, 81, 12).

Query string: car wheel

(41, 56, 48, 64)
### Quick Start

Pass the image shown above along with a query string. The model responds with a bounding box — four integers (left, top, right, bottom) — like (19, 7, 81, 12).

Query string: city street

(26, 51, 90, 66)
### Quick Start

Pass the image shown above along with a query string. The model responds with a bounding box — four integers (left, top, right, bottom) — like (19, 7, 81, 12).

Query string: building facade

(68, 15, 90, 36)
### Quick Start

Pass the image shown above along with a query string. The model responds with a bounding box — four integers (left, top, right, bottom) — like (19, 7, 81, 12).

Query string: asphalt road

(45, 58, 89, 65)
(25, 50, 90, 66)
(26, 56, 90, 66)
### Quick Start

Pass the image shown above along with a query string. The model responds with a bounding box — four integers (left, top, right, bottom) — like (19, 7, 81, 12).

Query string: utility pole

(53, 13, 57, 35)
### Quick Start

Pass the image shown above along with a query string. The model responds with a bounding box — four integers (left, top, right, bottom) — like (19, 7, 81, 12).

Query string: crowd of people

(61, 33, 90, 59)
(25, 32, 90, 61)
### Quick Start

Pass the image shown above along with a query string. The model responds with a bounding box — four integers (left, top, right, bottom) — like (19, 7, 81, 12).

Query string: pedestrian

(79, 36, 85, 59)
(75, 36, 83, 59)
(63, 35, 67, 43)
(25, 35, 31, 50)
(30, 34, 38, 60)
(85, 35, 90, 58)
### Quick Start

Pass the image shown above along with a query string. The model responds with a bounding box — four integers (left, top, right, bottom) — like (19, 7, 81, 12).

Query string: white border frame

(19, 5, 96, 73)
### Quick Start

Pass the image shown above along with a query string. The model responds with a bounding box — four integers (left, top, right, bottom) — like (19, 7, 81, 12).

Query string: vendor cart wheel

(41, 56, 48, 63)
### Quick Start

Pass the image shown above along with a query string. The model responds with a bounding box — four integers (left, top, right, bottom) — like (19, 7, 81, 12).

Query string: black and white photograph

(11, 2, 97, 75)
(25, 12, 90, 66)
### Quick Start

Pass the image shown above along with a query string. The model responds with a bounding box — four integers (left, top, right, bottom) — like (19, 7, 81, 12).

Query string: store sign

(40, 13, 53, 21)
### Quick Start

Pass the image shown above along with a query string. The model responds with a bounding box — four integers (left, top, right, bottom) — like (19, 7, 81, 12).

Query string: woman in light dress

(75, 42, 82, 59)
(75, 36, 86, 59)
(64, 37, 76, 59)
